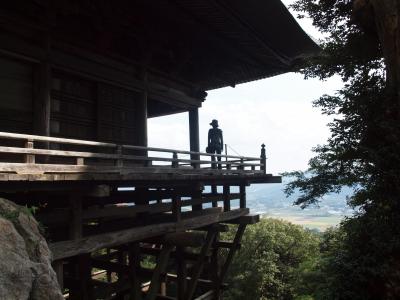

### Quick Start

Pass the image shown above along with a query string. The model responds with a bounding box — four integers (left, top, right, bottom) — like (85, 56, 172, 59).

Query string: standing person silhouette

(207, 119, 223, 169)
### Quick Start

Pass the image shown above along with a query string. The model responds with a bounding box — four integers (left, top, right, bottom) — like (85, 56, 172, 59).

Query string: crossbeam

(50, 208, 249, 260)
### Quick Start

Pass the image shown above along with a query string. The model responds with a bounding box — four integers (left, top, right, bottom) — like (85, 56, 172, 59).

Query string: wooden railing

(0, 131, 266, 177)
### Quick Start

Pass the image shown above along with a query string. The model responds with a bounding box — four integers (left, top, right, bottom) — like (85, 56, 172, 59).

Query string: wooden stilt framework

(4, 172, 263, 300)
(51, 213, 258, 300)
(0, 131, 276, 299)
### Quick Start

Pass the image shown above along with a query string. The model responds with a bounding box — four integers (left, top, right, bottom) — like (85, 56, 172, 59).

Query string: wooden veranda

(0, 131, 280, 299)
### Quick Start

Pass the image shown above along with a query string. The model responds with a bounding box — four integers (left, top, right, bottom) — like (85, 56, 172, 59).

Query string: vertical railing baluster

(116, 145, 123, 167)
(260, 144, 266, 173)
(239, 158, 244, 171)
(211, 154, 217, 170)
(192, 151, 199, 169)
(172, 152, 178, 168)
(25, 139, 35, 164)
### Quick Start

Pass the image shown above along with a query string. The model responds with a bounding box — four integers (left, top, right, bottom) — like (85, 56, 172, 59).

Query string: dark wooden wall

(0, 56, 33, 134)
(0, 55, 142, 144)
(0, 24, 202, 146)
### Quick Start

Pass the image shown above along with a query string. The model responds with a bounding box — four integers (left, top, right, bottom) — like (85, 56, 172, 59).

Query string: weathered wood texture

(50, 208, 249, 260)
(0, 131, 277, 184)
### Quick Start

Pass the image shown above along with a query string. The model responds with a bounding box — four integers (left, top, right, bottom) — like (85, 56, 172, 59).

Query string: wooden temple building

(0, 0, 318, 299)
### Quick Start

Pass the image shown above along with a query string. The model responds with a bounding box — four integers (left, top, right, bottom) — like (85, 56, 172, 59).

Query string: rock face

(0, 198, 63, 300)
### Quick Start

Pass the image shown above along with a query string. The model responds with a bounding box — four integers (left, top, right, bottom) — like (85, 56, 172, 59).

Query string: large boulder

(0, 198, 63, 300)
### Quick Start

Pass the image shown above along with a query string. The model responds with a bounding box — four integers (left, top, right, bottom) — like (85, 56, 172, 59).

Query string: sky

(148, 0, 343, 175)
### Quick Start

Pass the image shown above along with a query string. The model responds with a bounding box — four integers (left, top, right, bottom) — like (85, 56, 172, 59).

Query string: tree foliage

(223, 219, 320, 300)
(284, 1, 400, 299)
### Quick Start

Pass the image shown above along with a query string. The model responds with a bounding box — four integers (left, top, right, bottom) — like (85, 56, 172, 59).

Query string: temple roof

(50, 0, 319, 90)
(9, 0, 319, 91)
(167, 0, 320, 90)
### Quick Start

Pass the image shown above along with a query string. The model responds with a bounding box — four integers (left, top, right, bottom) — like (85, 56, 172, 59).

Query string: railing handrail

(0, 131, 261, 161)
(0, 145, 263, 167)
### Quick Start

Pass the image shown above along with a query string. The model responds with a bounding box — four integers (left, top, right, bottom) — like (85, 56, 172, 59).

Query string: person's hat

(210, 119, 219, 127)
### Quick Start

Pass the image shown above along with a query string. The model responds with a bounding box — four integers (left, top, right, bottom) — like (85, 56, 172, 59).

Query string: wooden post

(33, 35, 51, 163)
(211, 155, 217, 170)
(68, 194, 94, 300)
(135, 187, 149, 206)
(76, 157, 85, 166)
(172, 191, 182, 224)
(24, 139, 35, 164)
(116, 145, 123, 167)
(189, 108, 200, 168)
(260, 144, 266, 174)
(192, 188, 203, 211)
(117, 248, 126, 282)
(160, 274, 167, 297)
(77, 254, 93, 300)
(185, 228, 218, 300)
(239, 185, 246, 209)
(172, 152, 178, 168)
(223, 185, 230, 212)
(146, 245, 173, 300)
(136, 69, 148, 160)
(106, 248, 112, 283)
(211, 185, 218, 207)
(211, 233, 221, 300)
(218, 225, 247, 285)
(33, 59, 51, 137)
(69, 195, 83, 240)
(176, 246, 187, 300)
(128, 243, 143, 300)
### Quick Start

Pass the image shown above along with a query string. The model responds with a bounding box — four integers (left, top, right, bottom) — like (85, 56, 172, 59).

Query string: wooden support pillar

(176, 246, 187, 300)
(219, 224, 247, 285)
(189, 108, 200, 167)
(223, 185, 230, 212)
(172, 191, 182, 224)
(32, 37, 51, 162)
(137, 89, 148, 147)
(192, 188, 203, 211)
(106, 248, 112, 283)
(68, 194, 94, 300)
(160, 274, 167, 297)
(117, 248, 126, 282)
(135, 187, 149, 206)
(77, 254, 93, 300)
(185, 227, 218, 300)
(128, 243, 143, 300)
(69, 195, 83, 240)
(33, 55, 51, 137)
(210, 233, 221, 300)
(136, 70, 148, 162)
(211, 185, 218, 207)
(146, 245, 174, 300)
(239, 185, 246, 209)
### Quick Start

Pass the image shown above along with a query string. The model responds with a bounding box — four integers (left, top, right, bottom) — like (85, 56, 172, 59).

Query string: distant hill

(245, 179, 355, 231)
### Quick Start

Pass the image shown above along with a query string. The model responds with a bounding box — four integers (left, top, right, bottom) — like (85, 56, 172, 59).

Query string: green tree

(284, 1, 400, 299)
(223, 218, 320, 300)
